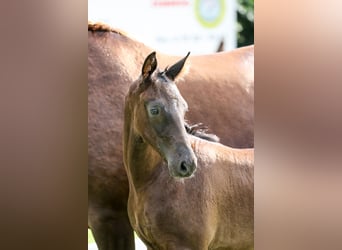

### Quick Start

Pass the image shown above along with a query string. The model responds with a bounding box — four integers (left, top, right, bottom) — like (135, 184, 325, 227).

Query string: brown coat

(88, 22, 254, 249)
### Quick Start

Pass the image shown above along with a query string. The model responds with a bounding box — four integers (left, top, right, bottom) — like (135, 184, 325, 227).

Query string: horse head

(126, 51, 197, 178)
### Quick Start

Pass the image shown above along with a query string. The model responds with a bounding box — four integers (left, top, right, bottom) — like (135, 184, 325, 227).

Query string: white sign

(88, 0, 237, 55)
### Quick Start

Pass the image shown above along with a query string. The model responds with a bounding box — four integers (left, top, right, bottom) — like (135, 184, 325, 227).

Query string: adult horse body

(88, 22, 254, 249)
(123, 52, 254, 249)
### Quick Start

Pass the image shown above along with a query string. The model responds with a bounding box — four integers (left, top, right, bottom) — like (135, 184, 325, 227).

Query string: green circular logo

(195, 0, 225, 28)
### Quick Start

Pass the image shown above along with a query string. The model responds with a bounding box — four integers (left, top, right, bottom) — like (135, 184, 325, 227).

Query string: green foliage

(237, 0, 254, 47)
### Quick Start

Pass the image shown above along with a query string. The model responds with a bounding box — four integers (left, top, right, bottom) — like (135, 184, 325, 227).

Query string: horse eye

(149, 107, 159, 116)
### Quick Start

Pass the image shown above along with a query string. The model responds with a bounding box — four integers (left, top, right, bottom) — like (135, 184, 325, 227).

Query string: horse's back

(178, 47, 254, 148)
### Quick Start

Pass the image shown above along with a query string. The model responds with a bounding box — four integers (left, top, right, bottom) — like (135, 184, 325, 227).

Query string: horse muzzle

(167, 144, 197, 178)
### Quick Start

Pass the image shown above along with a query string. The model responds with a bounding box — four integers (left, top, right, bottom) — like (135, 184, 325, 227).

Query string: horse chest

(133, 179, 212, 242)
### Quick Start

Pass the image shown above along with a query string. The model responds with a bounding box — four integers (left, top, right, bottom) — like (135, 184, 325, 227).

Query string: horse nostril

(179, 160, 195, 177)
(180, 161, 188, 173)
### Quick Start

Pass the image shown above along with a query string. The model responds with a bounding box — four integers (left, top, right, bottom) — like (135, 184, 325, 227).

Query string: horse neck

(123, 104, 164, 190)
(191, 136, 254, 169)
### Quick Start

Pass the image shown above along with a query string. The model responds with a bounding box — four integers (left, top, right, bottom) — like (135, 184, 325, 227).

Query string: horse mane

(88, 21, 127, 36)
(185, 122, 220, 143)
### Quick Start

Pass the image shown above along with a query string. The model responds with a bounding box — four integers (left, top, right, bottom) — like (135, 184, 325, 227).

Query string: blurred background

(88, 0, 254, 55)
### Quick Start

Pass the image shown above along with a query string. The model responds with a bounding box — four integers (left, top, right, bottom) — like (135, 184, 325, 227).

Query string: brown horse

(88, 22, 254, 249)
(123, 52, 254, 250)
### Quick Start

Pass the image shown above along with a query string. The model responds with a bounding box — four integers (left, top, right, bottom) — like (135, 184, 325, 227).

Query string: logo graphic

(194, 0, 225, 28)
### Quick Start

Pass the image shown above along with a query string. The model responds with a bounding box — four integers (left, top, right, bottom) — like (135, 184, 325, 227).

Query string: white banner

(89, 0, 237, 55)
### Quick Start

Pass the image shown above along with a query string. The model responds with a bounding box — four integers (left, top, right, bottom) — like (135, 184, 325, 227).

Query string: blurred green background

(237, 0, 254, 47)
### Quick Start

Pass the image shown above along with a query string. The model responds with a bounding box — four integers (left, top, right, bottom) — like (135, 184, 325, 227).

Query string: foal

(123, 52, 254, 250)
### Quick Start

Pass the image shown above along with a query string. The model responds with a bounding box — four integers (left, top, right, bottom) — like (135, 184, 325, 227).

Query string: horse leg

(89, 207, 135, 250)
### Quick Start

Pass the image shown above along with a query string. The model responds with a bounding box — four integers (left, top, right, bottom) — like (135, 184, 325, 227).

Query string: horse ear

(165, 52, 190, 81)
(142, 51, 157, 80)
